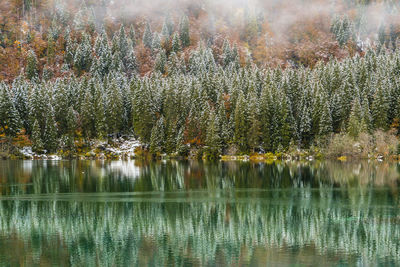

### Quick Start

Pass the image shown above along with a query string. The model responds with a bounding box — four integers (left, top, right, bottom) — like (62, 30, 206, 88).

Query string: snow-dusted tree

(150, 116, 165, 154)
(44, 106, 58, 153)
(74, 33, 93, 75)
(129, 25, 137, 47)
(234, 91, 248, 151)
(26, 50, 38, 80)
(0, 83, 21, 136)
(143, 21, 153, 48)
(171, 32, 181, 53)
(31, 119, 44, 153)
(179, 16, 190, 48)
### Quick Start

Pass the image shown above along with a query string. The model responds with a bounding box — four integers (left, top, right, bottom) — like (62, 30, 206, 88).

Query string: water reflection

(0, 160, 399, 266)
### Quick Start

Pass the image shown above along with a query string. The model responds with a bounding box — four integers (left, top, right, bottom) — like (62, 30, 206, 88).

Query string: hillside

(1, 0, 400, 159)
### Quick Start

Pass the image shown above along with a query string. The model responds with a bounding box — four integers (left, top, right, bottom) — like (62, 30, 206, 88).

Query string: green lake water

(0, 160, 399, 266)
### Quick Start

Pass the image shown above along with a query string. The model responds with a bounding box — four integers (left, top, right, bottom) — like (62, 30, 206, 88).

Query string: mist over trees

(0, 0, 400, 156)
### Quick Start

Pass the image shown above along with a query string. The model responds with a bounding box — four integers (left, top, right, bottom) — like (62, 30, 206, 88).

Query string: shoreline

(1, 149, 397, 162)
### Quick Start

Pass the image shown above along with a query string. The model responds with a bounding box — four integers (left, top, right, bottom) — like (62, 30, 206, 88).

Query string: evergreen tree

(247, 86, 261, 152)
(171, 32, 181, 53)
(234, 91, 248, 151)
(105, 76, 123, 134)
(319, 98, 333, 137)
(129, 25, 137, 47)
(0, 84, 21, 136)
(44, 107, 58, 153)
(348, 97, 362, 138)
(179, 16, 190, 48)
(205, 109, 222, 154)
(26, 50, 38, 80)
(150, 116, 165, 154)
(81, 89, 95, 137)
(66, 106, 77, 136)
(371, 87, 389, 130)
(143, 21, 153, 48)
(151, 33, 162, 53)
(74, 33, 93, 76)
(31, 119, 44, 153)
(154, 50, 167, 74)
(93, 81, 106, 138)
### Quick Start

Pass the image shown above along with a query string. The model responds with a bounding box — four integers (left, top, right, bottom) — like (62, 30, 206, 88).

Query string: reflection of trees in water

(1, 160, 399, 195)
(0, 160, 399, 265)
(0, 192, 399, 266)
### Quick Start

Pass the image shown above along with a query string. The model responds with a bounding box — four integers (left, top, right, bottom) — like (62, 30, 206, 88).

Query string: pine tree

(31, 119, 44, 153)
(171, 32, 181, 53)
(143, 21, 153, 48)
(74, 33, 93, 76)
(154, 50, 167, 74)
(319, 98, 333, 137)
(64, 28, 76, 66)
(105, 76, 123, 134)
(348, 97, 362, 138)
(93, 81, 106, 138)
(44, 107, 58, 153)
(205, 109, 222, 154)
(150, 116, 165, 154)
(164, 14, 174, 38)
(179, 16, 190, 48)
(0, 84, 21, 136)
(66, 106, 77, 136)
(151, 33, 162, 53)
(247, 86, 261, 152)
(81, 88, 95, 137)
(129, 25, 137, 47)
(94, 30, 112, 77)
(12, 77, 30, 133)
(234, 91, 248, 151)
(26, 50, 38, 80)
(371, 87, 389, 130)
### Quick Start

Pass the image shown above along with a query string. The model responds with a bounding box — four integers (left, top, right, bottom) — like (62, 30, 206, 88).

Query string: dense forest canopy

(1, 0, 400, 157)
(1, 0, 399, 80)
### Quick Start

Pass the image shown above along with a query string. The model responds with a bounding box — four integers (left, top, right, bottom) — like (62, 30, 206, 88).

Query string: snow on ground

(19, 147, 61, 160)
(103, 138, 141, 157)
(19, 138, 142, 160)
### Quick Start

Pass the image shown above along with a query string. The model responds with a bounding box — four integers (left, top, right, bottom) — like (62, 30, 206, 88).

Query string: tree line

(1, 38, 400, 155)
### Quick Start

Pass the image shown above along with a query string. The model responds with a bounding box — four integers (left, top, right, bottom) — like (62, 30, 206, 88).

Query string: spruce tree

(234, 91, 248, 151)
(26, 50, 38, 80)
(105, 76, 123, 134)
(93, 81, 106, 139)
(0, 84, 21, 136)
(150, 116, 165, 154)
(143, 21, 153, 48)
(129, 25, 137, 47)
(205, 109, 222, 154)
(154, 50, 167, 74)
(44, 107, 58, 153)
(151, 33, 162, 53)
(319, 98, 333, 137)
(31, 119, 44, 153)
(74, 33, 93, 76)
(371, 87, 389, 130)
(247, 86, 261, 152)
(81, 89, 95, 137)
(179, 16, 190, 48)
(171, 32, 181, 53)
(348, 97, 362, 138)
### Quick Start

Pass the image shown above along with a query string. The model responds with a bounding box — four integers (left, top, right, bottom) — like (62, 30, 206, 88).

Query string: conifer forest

(3, 1, 400, 266)
(1, 0, 400, 159)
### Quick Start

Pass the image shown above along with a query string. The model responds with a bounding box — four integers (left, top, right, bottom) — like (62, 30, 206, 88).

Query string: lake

(0, 160, 399, 266)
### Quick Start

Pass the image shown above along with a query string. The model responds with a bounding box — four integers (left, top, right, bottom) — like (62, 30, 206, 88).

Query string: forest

(1, 0, 400, 159)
